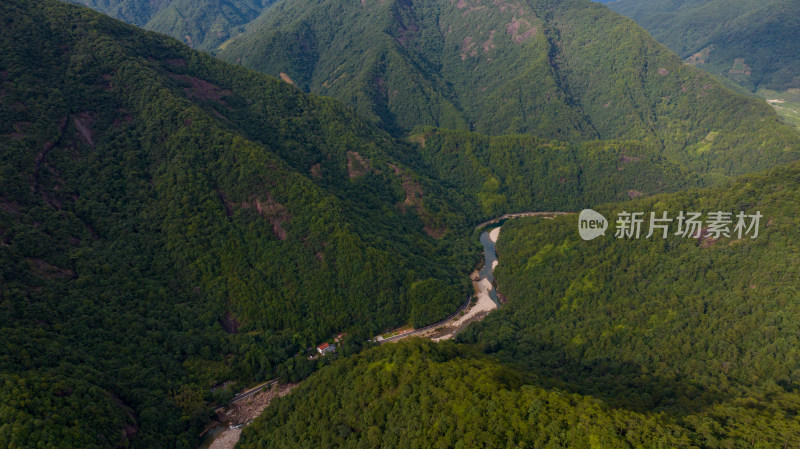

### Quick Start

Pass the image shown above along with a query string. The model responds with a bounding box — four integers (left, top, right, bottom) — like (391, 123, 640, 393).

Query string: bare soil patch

(27, 258, 75, 280)
(279, 72, 294, 85)
(346, 151, 372, 178)
(171, 74, 231, 103)
(220, 311, 240, 334)
(208, 428, 241, 449)
(627, 189, 643, 199)
(310, 163, 322, 178)
(246, 195, 291, 240)
(506, 17, 536, 43)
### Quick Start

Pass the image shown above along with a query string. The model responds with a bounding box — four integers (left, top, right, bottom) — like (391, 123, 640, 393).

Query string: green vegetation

(67, 0, 276, 49)
(756, 88, 800, 129)
(240, 337, 800, 448)
(1, 2, 742, 446)
(218, 0, 800, 177)
(239, 161, 800, 448)
(4, 0, 800, 447)
(460, 161, 800, 446)
(238, 340, 698, 449)
(410, 128, 700, 216)
(607, 0, 800, 91)
(0, 0, 477, 446)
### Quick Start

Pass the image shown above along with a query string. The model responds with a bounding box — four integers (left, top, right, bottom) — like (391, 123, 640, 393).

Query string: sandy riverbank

(208, 429, 241, 449)
(488, 227, 500, 270)
(204, 218, 537, 446)
(205, 383, 296, 449)
(422, 275, 498, 342)
(423, 226, 502, 342)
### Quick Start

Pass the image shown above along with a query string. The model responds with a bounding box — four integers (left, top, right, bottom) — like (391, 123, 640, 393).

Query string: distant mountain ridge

(606, 0, 800, 90)
(1, 0, 716, 446)
(66, 0, 277, 49)
(217, 0, 800, 178)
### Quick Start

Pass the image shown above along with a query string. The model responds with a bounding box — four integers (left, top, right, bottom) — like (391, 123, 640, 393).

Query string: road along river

(201, 212, 571, 448)
(390, 211, 571, 342)
(414, 225, 502, 341)
(390, 212, 572, 341)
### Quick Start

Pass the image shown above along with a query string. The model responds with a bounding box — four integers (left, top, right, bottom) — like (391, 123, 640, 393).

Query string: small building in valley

(316, 342, 336, 355)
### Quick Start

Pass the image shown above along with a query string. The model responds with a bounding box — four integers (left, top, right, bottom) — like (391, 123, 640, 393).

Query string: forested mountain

(66, 0, 276, 49)
(606, 0, 800, 91)
(238, 341, 699, 448)
(1, 0, 479, 445)
(460, 161, 800, 446)
(0, 0, 720, 447)
(217, 0, 800, 177)
(409, 128, 700, 216)
(5, 0, 800, 447)
(240, 162, 800, 449)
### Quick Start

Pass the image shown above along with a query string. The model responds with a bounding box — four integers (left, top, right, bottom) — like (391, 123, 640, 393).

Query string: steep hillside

(409, 128, 700, 217)
(238, 341, 697, 448)
(1, 1, 741, 445)
(0, 0, 476, 446)
(240, 338, 800, 447)
(5, 0, 800, 447)
(607, 0, 800, 91)
(239, 161, 800, 448)
(460, 161, 800, 445)
(217, 0, 800, 177)
(66, 0, 276, 49)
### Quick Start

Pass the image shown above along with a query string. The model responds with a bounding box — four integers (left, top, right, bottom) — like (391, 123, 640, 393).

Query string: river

(478, 226, 502, 307)
(200, 212, 569, 447)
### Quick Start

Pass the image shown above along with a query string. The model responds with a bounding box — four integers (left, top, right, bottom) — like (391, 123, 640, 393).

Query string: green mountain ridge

(606, 0, 800, 91)
(239, 341, 699, 448)
(460, 160, 800, 445)
(409, 128, 700, 216)
(1, 0, 478, 445)
(217, 0, 800, 178)
(3, 0, 800, 447)
(240, 162, 800, 449)
(0, 0, 724, 446)
(66, 0, 277, 50)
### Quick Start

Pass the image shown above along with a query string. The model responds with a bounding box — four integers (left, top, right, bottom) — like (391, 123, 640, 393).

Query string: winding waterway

(200, 212, 571, 447)
(478, 227, 501, 307)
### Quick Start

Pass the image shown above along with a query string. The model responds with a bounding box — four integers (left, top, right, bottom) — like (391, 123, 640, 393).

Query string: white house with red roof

(316, 342, 336, 355)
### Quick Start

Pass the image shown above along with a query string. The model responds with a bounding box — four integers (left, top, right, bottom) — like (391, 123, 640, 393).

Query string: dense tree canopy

(0, 0, 476, 445)
(239, 341, 699, 449)
(240, 338, 800, 448)
(607, 0, 800, 90)
(409, 128, 700, 216)
(66, 0, 277, 50)
(460, 161, 800, 447)
(3, 0, 800, 447)
(218, 0, 800, 177)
